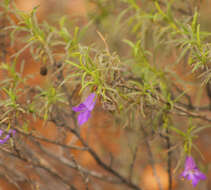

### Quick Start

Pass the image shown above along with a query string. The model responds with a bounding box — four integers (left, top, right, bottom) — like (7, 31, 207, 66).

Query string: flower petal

(186, 172, 195, 181)
(83, 93, 96, 111)
(181, 170, 188, 178)
(185, 156, 196, 170)
(194, 170, 206, 180)
(0, 134, 10, 144)
(190, 170, 206, 187)
(181, 156, 206, 187)
(191, 175, 200, 187)
(72, 103, 86, 112)
(0, 129, 16, 144)
(77, 111, 91, 126)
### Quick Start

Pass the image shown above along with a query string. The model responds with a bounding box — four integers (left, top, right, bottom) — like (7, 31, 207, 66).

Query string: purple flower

(181, 156, 206, 187)
(0, 129, 16, 144)
(72, 93, 96, 126)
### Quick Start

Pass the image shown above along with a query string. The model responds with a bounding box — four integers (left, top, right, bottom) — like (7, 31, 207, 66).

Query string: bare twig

(0, 147, 78, 190)
(160, 130, 172, 190)
(66, 126, 142, 190)
(31, 134, 122, 184)
(128, 145, 138, 181)
(15, 128, 87, 151)
(116, 82, 211, 122)
(140, 124, 163, 190)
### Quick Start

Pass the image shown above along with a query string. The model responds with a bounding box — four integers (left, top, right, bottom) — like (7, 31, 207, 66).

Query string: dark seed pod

(40, 66, 48, 76)
(56, 61, 62, 68)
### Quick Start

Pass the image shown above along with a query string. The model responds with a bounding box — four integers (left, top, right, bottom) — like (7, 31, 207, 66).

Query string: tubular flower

(181, 156, 206, 187)
(0, 129, 16, 144)
(72, 93, 96, 126)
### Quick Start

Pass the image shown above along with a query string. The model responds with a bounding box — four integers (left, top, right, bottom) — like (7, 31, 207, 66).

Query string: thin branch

(116, 82, 211, 122)
(15, 128, 87, 151)
(173, 84, 210, 111)
(128, 145, 138, 181)
(50, 109, 142, 190)
(0, 147, 78, 190)
(172, 103, 211, 122)
(140, 124, 163, 190)
(0, 163, 23, 190)
(35, 140, 121, 184)
(160, 129, 172, 190)
(71, 129, 142, 190)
